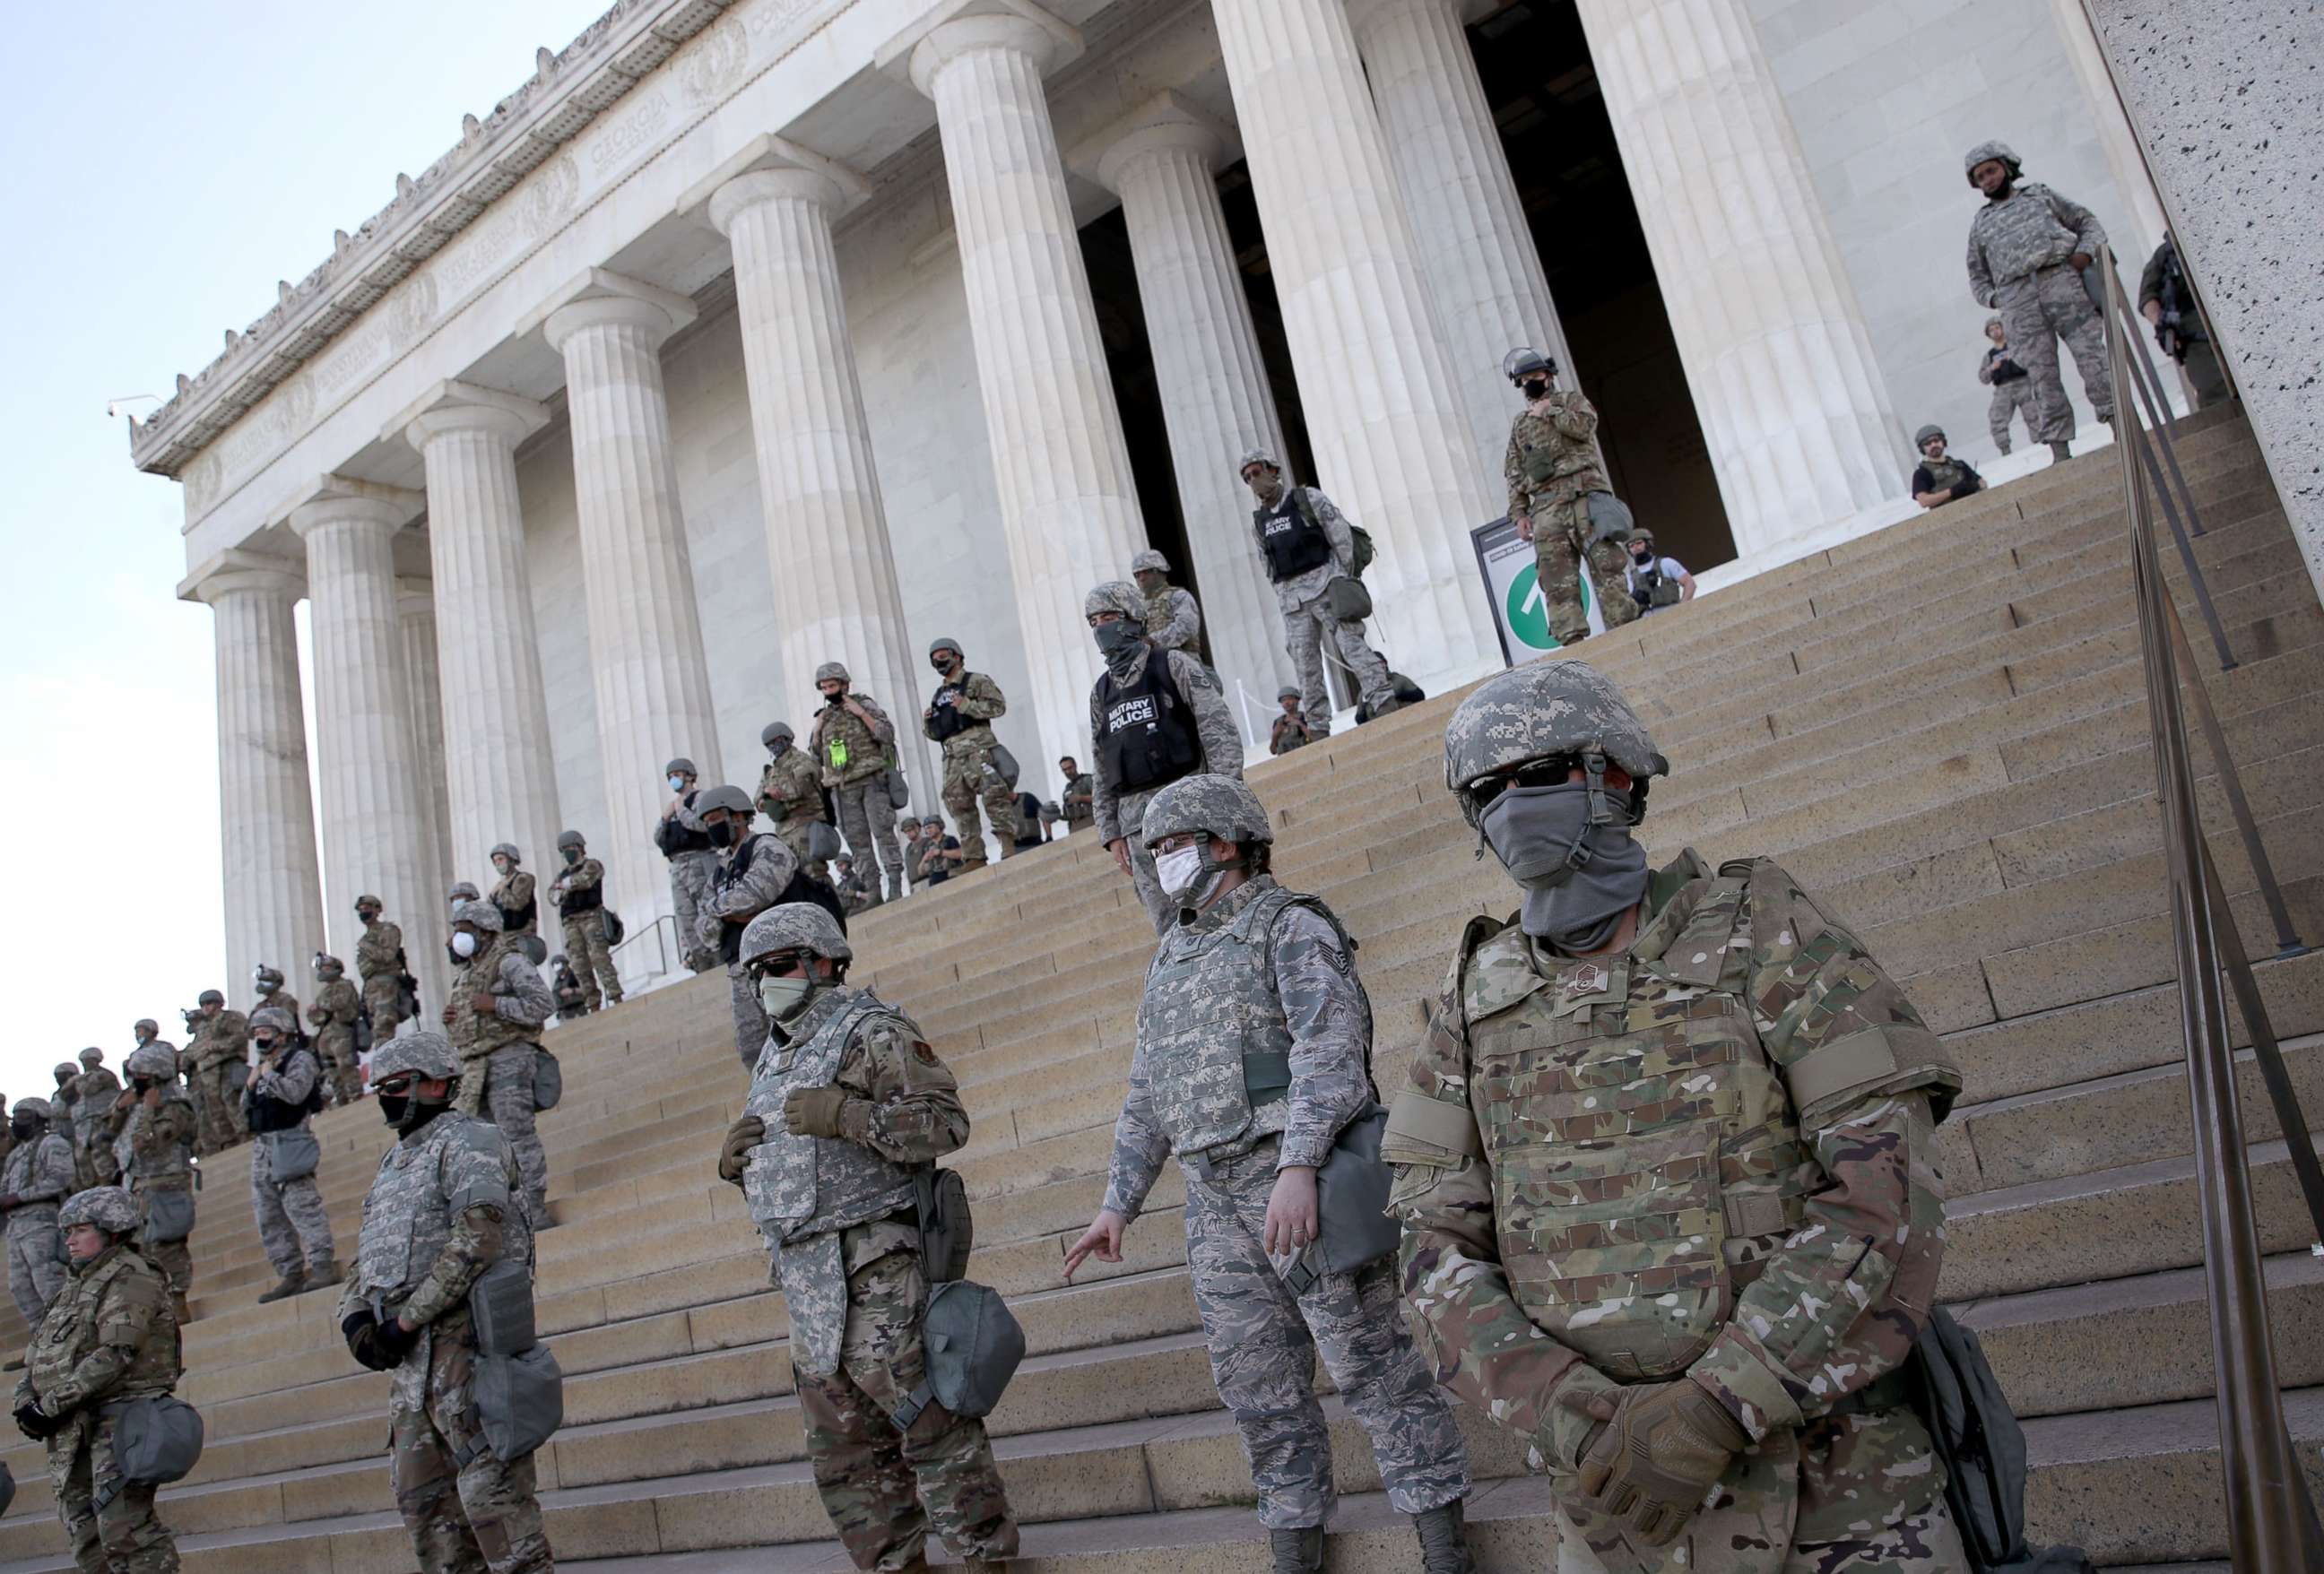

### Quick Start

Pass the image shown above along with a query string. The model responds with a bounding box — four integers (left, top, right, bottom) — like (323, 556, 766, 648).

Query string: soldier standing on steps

(717, 904, 1019, 1572)
(1964, 139, 2112, 463)
(69, 1049, 121, 1188)
(117, 1042, 197, 1325)
(550, 829, 625, 1013)
(1132, 548, 1203, 656)
(659, 758, 725, 973)
(1241, 448, 1400, 736)
(340, 1031, 553, 1574)
(759, 720, 835, 882)
(488, 844, 538, 945)
(309, 951, 368, 1105)
(1384, 660, 1969, 1572)
(1978, 316, 2038, 454)
(1066, 775, 1473, 1574)
(440, 900, 556, 1227)
(1504, 349, 1640, 650)
(356, 894, 412, 1042)
(1, 1097, 76, 1356)
(1270, 688, 1313, 757)
(1910, 426, 1986, 512)
(924, 638, 1019, 873)
(188, 989, 250, 1155)
(812, 663, 908, 907)
(246, 1007, 342, 1303)
(698, 784, 848, 1071)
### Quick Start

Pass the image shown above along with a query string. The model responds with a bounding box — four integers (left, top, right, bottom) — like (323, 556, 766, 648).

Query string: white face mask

(759, 975, 814, 1022)
(450, 932, 480, 959)
(1155, 844, 1209, 904)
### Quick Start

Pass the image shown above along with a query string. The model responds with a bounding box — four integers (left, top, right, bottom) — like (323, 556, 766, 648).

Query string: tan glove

(1540, 1363, 1623, 1475)
(783, 1085, 854, 1139)
(1560, 1377, 1749, 1546)
(717, 1115, 766, 1184)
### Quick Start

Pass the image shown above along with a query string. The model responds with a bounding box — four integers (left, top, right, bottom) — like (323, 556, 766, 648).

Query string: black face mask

(1522, 380, 1550, 400)
(932, 656, 958, 674)
(132, 1078, 154, 1095)
(707, 819, 738, 849)
(563, 848, 581, 865)
(253, 1038, 280, 1056)
(1629, 543, 1652, 561)
(10, 1120, 34, 1142)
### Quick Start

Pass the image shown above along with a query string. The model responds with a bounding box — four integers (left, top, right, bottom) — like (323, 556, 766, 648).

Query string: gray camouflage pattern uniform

(248, 1042, 336, 1277)
(664, 789, 725, 973)
(704, 830, 803, 1068)
(3, 1120, 76, 1327)
(342, 1110, 551, 1573)
(1967, 180, 2112, 444)
(1253, 481, 1396, 731)
(1101, 876, 1470, 1530)
(446, 929, 557, 1222)
(1090, 645, 1247, 934)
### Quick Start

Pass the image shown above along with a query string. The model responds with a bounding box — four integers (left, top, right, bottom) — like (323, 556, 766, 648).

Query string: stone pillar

(396, 580, 455, 941)
(1210, 0, 1501, 687)
(542, 275, 723, 942)
(188, 556, 325, 1001)
(288, 487, 447, 989)
(1080, 95, 1297, 708)
(1348, 0, 1574, 483)
(707, 160, 934, 803)
(895, 6, 1149, 770)
(398, 382, 565, 887)
(1571, 0, 1905, 558)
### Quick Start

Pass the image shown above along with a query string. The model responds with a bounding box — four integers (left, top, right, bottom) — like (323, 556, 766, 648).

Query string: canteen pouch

(915, 1168, 975, 1284)
(1584, 490, 1635, 545)
(804, 821, 844, 863)
(110, 1396, 205, 1486)
(225, 1060, 250, 1100)
(890, 1279, 1024, 1431)
(474, 1345, 564, 1462)
(532, 1049, 563, 1113)
(259, 1129, 321, 1184)
(469, 1258, 538, 1357)
(1325, 575, 1374, 624)
(143, 1187, 195, 1246)
(1280, 1104, 1400, 1296)
(884, 765, 911, 812)
(601, 909, 626, 947)
(1649, 576, 1684, 609)
(984, 743, 1021, 790)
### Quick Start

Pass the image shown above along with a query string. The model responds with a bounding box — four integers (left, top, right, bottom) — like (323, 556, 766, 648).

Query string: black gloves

(14, 1402, 56, 1440)
(343, 1309, 421, 1371)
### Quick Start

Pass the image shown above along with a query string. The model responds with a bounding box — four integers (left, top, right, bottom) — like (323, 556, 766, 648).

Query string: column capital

(179, 547, 306, 605)
(395, 577, 435, 620)
(285, 475, 423, 541)
(1072, 91, 1238, 193)
(523, 267, 698, 354)
(877, 0, 1083, 97)
(390, 378, 550, 452)
(1347, 0, 1501, 27)
(684, 134, 871, 233)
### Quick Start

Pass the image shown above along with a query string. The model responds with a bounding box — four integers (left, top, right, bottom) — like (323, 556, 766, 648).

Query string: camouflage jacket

(1504, 389, 1606, 523)
(309, 977, 362, 1035)
(1270, 713, 1313, 756)
(446, 933, 553, 1075)
(924, 670, 1007, 761)
(1142, 586, 1202, 654)
(1089, 648, 1244, 843)
(1966, 181, 2105, 305)
(547, 856, 606, 912)
(1060, 772, 1096, 828)
(195, 1008, 248, 1070)
(17, 1244, 178, 1446)
(1250, 483, 1357, 613)
(702, 832, 801, 955)
(356, 919, 406, 984)
(123, 1088, 197, 1188)
(491, 869, 538, 935)
(2, 1131, 76, 1219)
(1104, 878, 1374, 1220)
(811, 693, 898, 787)
(757, 748, 829, 826)
(1384, 852, 1956, 1475)
(70, 1069, 121, 1143)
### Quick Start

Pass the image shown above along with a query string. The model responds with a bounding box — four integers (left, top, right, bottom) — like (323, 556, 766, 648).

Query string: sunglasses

(748, 953, 811, 981)
(1464, 755, 1583, 810)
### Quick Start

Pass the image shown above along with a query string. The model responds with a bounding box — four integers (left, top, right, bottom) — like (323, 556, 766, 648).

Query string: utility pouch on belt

(475, 1345, 563, 1462)
(915, 1168, 975, 1284)
(1584, 490, 1635, 545)
(1279, 1103, 1401, 1296)
(885, 765, 911, 811)
(1325, 575, 1374, 624)
(532, 1050, 563, 1113)
(259, 1129, 320, 1184)
(984, 743, 1020, 790)
(1649, 577, 1684, 609)
(890, 1279, 1024, 1432)
(143, 1187, 195, 1245)
(109, 1396, 204, 1487)
(804, 821, 844, 863)
(1911, 1307, 2094, 1573)
(225, 1060, 250, 1100)
(469, 1258, 538, 1357)
(601, 909, 626, 947)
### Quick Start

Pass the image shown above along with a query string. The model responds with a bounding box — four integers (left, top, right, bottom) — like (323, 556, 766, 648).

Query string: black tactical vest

(927, 678, 970, 742)
(1097, 645, 1202, 794)
(715, 836, 849, 964)
(1254, 490, 1333, 582)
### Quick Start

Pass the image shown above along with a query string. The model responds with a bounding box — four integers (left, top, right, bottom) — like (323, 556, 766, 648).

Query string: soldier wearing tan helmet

(811, 662, 907, 905)
(655, 758, 724, 973)
(1269, 685, 1313, 757)
(1130, 548, 1203, 656)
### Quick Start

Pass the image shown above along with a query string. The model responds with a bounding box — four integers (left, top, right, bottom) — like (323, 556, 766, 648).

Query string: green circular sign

(1506, 562, 1565, 651)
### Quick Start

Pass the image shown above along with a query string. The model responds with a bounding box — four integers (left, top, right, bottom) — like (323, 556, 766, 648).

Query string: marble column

(189, 556, 325, 1001)
(1080, 96, 1297, 707)
(396, 580, 455, 948)
(542, 274, 722, 941)
(399, 382, 564, 886)
(899, 7, 1149, 770)
(1572, 0, 1904, 558)
(707, 160, 934, 803)
(288, 487, 447, 990)
(1349, 0, 1575, 483)
(1211, 0, 1501, 687)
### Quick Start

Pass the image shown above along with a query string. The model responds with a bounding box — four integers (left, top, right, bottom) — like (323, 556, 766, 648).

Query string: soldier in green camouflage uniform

(69, 1049, 121, 1189)
(1503, 350, 1638, 649)
(1058, 758, 1096, 833)
(187, 990, 250, 1155)
(923, 638, 1019, 873)
(549, 830, 624, 1013)
(13, 1187, 185, 1571)
(340, 1032, 552, 1574)
(487, 845, 538, 945)
(117, 1042, 198, 1325)
(1132, 549, 1203, 656)
(308, 952, 366, 1105)
(1382, 660, 1969, 1572)
(811, 663, 907, 906)
(356, 895, 411, 1042)
(758, 721, 834, 881)
(440, 900, 556, 1225)
(718, 904, 1018, 1572)
(1964, 140, 2111, 460)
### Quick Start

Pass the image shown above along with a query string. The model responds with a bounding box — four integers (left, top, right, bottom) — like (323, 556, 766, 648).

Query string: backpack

(1291, 487, 1374, 578)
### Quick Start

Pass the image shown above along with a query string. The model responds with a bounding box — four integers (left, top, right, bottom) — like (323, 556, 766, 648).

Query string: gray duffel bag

(259, 1129, 321, 1184)
(1584, 489, 1636, 545)
(1325, 575, 1374, 624)
(111, 1395, 205, 1487)
(1279, 1103, 1400, 1296)
(475, 1345, 564, 1462)
(804, 820, 844, 864)
(889, 1279, 1023, 1431)
(143, 1187, 195, 1246)
(532, 1049, 563, 1112)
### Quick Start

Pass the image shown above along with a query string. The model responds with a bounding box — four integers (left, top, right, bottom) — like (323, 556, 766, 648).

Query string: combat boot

(256, 1267, 306, 1303)
(302, 1258, 343, 1293)
(1270, 1526, 1323, 1574)
(1413, 1499, 1473, 1574)
(2049, 439, 2071, 462)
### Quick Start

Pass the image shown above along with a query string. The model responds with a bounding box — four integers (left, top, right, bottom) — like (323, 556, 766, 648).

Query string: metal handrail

(609, 911, 680, 979)
(2095, 240, 2324, 1571)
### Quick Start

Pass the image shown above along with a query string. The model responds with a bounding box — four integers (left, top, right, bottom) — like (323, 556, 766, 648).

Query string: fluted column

(396, 580, 455, 947)
(1572, 0, 1904, 556)
(902, 8, 1149, 769)
(542, 276, 721, 939)
(1081, 97, 1296, 704)
(288, 489, 447, 987)
(1211, 0, 1500, 686)
(708, 161, 933, 803)
(400, 383, 565, 887)
(189, 557, 325, 999)
(1349, 0, 1574, 483)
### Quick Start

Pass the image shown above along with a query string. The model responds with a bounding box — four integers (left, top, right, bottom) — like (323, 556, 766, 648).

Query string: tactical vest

(447, 934, 536, 1060)
(493, 875, 537, 934)
(557, 871, 602, 917)
(1097, 645, 1202, 795)
(29, 1247, 178, 1409)
(1985, 348, 2026, 385)
(1254, 489, 1334, 582)
(928, 678, 970, 742)
(3, 1134, 74, 1223)
(246, 1047, 323, 1134)
(656, 791, 715, 858)
(814, 698, 886, 784)
(356, 1113, 525, 1302)
(741, 992, 921, 1242)
(1135, 884, 1358, 1157)
(121, 1090, 195, 1188)
(1921, 455, 1973, 493)
(1459, 868, 1815, 1384)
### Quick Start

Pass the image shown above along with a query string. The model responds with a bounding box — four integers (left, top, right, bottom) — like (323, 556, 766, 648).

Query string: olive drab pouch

(890, 1279, 1024, 1431)
(469, 1258, 538, 1356)
(110, 1395, 205, 1487)
(601, 909, 626, 947)
(1648, 576, 1683, 609)
(532, 1049, 563, 1112)
(804, 821, 844, 864)
(1279, 1103, 1400, 1296)
(915, 1167, 975, 1284)
(259, 1129, 321, 1184)
(1583, 490, 1635, 545)
(984, 743, 1020, 790)
(143, 1187, 195, 1246)
(885, 764, 910, 812)
(475, 1345, 564, 1461)
(1324, 575, 1374, 624)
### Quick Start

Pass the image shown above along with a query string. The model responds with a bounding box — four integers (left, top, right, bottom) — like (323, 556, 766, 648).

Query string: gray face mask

(1479, 783, 1650, 954)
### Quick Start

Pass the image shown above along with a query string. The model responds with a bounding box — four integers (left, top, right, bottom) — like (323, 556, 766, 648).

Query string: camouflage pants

(474, 1047, 548, 1222)
(191, 1060, 247, 1155)
(1531, 497, 1641, 647)
(2181, 336, 2230, 409)
(793, 1245, 1019, 1570)
(1110, 784, 1177, 936)
(1985, 376, 2037, 453)
(668, 850, 722, 972)
(315, 1025, 365, 1105)
(727, 964, 769, 1072)
(560, 912, 623, 1010)
(76, 1129, 120, 1189)
(363, 973, 404, 1042)
(1995, 264, 2112, 444)
(833, 777, 904, 901)
(1283, 592, 1393, 736)
(6, 1214, 65, 1327)
(51, 1412, 180, 1573)
(775, 817, 832, 886)
(940, 742, 1018, 873)
(1184, 1141, 1470, 1529)
(249, 1136, 334, 1276)
(391, 1335, 553, 1574)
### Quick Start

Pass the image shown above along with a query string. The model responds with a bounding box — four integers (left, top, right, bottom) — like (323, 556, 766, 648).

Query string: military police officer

(657, 758, 724, 973)
(1, 1097, 76, 1346)
(247, 1006, 341, 1303)
(1964, 140, 2112, 462)
(117, 1042, 198, 1325)
(698, 783, 841, 1070)
(717, 904, 1019, 1571)
(308, 951, 367, 1105)
(811, 663, 908, 906)
(550, 829, 625, 1013)
(1503, 349, 1639, 649)
(440, 899, 556, 1226)
(1132, 548, 1203, 656)
(1241, 448, 1400, 734)
(924, 638, 1019, 873)
(356, 894, 412, 1042)
(1383, 660, 1967, 1571)
(339, 1031, 553, 1574)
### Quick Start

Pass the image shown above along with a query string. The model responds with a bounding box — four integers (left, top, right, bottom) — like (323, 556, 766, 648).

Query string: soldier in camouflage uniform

(549, 829, 624, 1013)
(697, 785, 819, 1070)
(1503, 349, 1640, 649)
(1058, 757, 1096, 834)
(923, 637, 1019, 874)
(1132, 549, 1203, 656)
(717, 904, 1018, 1571)
(356, 895, 412, 1042)
(1911, 425, 1986, 512)
(811, 663, 907, 906)
(831, 853, 872, 916)
(70, 1049, 121, 1189)
(1978, 316, 2038, 454)
(1, 1097, 76, 1339)
(1382, 660, 1969, 1572)
(1240, 449, 1399, 735)
(1964, 139, 2112, 461)
(117, 1042, 198, 1325)
(246, 1008, 341, 1303)
(339, 1032, 552, 1574)
(13, 1186, 185, 1571)
(1065, 776, 1472, 1574)
(308, 952, 367, 1105)
(187, 989, 250, 1155)
(658, 759, 724, 973)
(487, 844, 538, 944)
(1270, 688, 1314, 757)
(758, 721, 834, 881)
(439, 900, 556, 1226)
(251, 963, 302, 1044)
(1087, 581, 1248, 935)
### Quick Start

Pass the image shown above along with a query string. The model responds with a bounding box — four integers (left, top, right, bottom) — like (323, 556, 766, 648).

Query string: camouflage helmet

(126, 1043, 178, 1081)
(1130, 549, 1170, 576)
(514, 933, 548, 966)
(928, 636, 964, 660)
(1963, 140, 2021, 184)
(1503, 346, 1557, 384)
(1984, 315, 2005, 334)
(58, 1187, 141, 1235)
(490, 843, 522, 865)
(13, 1097, 49, 1121)
(1628, 526, 1656, 548)
(694, 783, 753, 820)
(814, 661, 850, 687)
(760, 721, 794, 748)
(1236, 446, 1279, 476)
(1915, 424, 1947, 450)
(664, 757, 698, 779)
(556, 829, 586, 852)
(254, 963, 284, 989)
(250, 1007, 296, 1035)
(355, 893, 384, 912)
(197, 990, 224, 1008)
(1444, 660, 1668, 827)
(78, 1047, 103, 1067)
(53, 1062, 76, 1083)
(898, 816, 922, 833)
(1085, 580, 1148, 623)
(370, 1030, 460, 1085)
(313, 950, 344, 976)
(1278, 686, 1300, 702)
(1140, 774, 1273, 851)
(740, 903, 854, 966)
(133, 1018, 159, 1037)
(449, 881, 481, 903)
(452, 897, 504, 933)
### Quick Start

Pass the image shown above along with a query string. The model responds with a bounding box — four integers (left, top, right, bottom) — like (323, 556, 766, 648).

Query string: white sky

(0, 0, 594, 1097)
